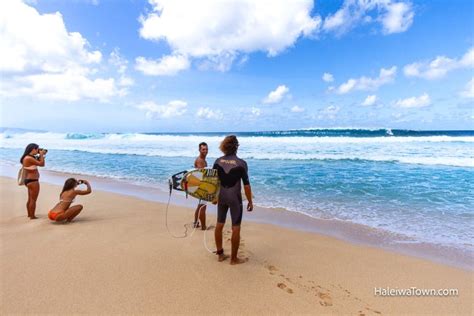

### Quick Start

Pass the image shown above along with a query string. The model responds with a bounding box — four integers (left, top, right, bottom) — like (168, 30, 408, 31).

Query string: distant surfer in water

(213, 135, 253, 265)
(193, 142, 208, 230)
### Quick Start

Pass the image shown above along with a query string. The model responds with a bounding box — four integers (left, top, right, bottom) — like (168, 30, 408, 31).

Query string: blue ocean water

(1, 128, 473, 253)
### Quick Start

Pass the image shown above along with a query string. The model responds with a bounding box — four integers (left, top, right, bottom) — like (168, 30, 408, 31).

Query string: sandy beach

(0, 175, 472, 315)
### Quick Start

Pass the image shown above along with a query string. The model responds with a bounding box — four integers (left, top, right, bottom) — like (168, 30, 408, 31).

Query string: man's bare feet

(29, 216, 38, 219)
(201, 225, 207, 230)
(230, 257, 248, 265)
(218, 253, 229, 262)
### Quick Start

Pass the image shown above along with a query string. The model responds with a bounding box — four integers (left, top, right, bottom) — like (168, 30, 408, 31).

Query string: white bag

(17, 167, 26, 186)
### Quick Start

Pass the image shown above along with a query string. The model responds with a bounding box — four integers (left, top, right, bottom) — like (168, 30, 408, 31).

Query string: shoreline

(1, 175, 472, 314)
(1, 163, 472, 271)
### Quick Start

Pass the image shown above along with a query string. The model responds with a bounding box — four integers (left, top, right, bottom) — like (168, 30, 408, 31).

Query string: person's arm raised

(75, 180, 92, 195)
(25, 153, 45, 167)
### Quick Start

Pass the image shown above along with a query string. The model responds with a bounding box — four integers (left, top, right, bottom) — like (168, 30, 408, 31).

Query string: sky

(0, 0, 473, 132)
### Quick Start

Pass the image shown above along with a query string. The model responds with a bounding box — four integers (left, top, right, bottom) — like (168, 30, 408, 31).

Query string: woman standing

(20, 143, 46, 219)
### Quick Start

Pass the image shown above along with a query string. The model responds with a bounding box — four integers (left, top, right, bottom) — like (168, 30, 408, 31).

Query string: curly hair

(219, 135, 239, 155)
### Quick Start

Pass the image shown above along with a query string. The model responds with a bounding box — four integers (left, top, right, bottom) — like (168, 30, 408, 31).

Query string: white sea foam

(1, 132, 473, 167)
(1, 131, 473, 142)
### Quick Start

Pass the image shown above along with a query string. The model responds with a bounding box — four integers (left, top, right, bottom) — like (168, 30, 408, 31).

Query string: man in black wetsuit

(213, 135, 253, 265)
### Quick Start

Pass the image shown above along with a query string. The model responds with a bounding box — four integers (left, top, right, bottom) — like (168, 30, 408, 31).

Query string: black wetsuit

(213, 154, 250, 226)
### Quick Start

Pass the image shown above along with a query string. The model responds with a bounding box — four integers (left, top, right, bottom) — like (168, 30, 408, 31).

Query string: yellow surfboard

(180, 168, 220, 202)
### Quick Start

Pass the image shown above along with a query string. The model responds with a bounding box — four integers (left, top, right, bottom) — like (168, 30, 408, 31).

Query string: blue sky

(0, 0, 473, 132)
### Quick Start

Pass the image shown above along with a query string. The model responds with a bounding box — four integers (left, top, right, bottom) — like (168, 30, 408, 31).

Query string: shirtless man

(193, 142, 208, 230)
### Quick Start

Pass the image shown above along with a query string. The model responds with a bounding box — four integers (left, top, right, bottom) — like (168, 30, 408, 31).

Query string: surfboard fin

(170, 170, 187, 192)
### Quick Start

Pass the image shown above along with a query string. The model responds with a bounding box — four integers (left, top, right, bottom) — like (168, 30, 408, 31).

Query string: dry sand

(0, 176, 472, 315)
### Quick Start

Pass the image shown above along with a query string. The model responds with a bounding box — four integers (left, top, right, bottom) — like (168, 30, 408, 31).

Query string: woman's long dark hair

(20, 143, 39, 164)
(61, 178, 77, 196)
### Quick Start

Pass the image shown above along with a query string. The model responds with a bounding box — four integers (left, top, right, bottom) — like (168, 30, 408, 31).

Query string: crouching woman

(48, 178, 92, 222)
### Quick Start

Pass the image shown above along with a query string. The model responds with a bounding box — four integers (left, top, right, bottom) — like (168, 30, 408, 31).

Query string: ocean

(1, 128, 473, 262)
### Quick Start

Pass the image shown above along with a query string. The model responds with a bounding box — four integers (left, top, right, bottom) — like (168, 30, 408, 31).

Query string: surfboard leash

(164, 179, 205, 239)
(165, 173, 216, 254)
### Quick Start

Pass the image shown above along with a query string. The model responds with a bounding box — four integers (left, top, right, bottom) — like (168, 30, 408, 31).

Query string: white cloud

(323, 9, 345, 32)
(263, 85, 289, 104)
(109, 49, 134, 87)
(135, 54, 190, 76)
(403, 47, 474, 80)
(322, 0, 414, 35)
(395, 93, 431, 108)
(196, 107, 224, 120)
(118, 76, 134, 87)
(196, 52, 236, 72)
(139, 0, 321, 71)
(391, 112, 409, 122)
(317, 105, 340, 120)
(0, 0, 101, 73)
(322, 72, 334, 82)
(0, 0, 121, 101)
(381, 2, 414, 34)
(291, 105, 305, 113)
(336, 66, 396, 94)
(362, 95, 377, 106)
(136, 100, 187, 119)
(239, 107, 262, 119)
(251, 107, 261, 117)
(460, 78, 474, 99)
(238, 106, 262, 121)
(109, 48, 128, 74)
(0, 71, 119, 101)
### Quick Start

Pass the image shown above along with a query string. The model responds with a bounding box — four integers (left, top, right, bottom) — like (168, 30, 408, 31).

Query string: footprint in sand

(277, 282, 294, 294)
(265, 264, 278, 275)
(264, 265, 381, 313)
(317, 291, 333, 306)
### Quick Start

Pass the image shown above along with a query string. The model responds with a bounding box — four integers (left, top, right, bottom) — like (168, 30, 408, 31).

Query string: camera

(39, 148, 48, 154)
(77, 180, 84, 185)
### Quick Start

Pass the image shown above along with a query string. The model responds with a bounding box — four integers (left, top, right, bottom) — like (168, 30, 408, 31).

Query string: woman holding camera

(20, 143, 47, 219)
(48, 178, 92, 222)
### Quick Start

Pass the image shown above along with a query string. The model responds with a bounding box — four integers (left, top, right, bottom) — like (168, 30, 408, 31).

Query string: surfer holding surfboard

(193, 142, 208, 230)
(213, 135, 253, 265)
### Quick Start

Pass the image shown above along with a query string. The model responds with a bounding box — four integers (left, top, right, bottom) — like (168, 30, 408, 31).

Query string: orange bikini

(48, 210, 63, 221)
(49, 197, 74, 221)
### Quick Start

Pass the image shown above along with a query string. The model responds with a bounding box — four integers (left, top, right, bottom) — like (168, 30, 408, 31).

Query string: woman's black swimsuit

(213, 154, 250, 226)
(24, 179, 39, 186)
(24, 154, 40, 186)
